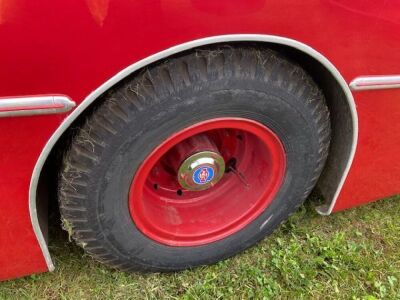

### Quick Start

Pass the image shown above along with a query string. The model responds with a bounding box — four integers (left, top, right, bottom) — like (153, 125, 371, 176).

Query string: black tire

(58, 45, 330, 272)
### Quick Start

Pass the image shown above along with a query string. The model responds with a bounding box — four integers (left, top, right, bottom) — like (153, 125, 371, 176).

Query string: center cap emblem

(177, 151, 225, 191)
(193, 166, 215, 185)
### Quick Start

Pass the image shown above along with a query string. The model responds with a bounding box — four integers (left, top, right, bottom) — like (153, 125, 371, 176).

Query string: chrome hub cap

(177, 151, 225, 191)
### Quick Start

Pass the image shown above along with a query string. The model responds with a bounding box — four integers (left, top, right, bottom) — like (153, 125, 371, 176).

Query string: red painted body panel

(333, 90, 400, 211)
(0, 0, 399, 280)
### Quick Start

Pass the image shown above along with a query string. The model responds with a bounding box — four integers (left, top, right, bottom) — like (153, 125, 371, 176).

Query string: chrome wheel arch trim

(29, 34, 358, 270)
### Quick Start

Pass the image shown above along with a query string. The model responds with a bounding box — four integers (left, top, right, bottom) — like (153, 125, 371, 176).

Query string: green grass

(1, 196, 399, 299)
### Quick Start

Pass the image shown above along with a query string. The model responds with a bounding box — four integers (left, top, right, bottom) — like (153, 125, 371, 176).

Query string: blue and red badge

(192, 166, 215, 185)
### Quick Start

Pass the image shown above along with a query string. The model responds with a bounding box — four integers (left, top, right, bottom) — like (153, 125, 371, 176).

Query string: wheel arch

(30, 34, 358, 270)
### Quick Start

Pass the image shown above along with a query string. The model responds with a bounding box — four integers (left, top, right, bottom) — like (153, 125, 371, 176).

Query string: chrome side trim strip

(0, 95, 75, 118)
(350, 75, 400, 91)
(29, 34, 358, 270)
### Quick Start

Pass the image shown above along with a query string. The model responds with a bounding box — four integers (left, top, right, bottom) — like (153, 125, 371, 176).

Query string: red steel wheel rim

(129, 118, 286, 246)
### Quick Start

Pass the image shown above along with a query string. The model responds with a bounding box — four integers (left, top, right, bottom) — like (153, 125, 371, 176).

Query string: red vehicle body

(0, 0, 399, 281)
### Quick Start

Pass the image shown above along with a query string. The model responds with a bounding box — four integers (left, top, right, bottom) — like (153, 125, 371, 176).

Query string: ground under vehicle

(1, 0, 399, 281)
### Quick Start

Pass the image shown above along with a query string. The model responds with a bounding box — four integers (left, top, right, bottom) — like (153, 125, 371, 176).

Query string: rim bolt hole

(153, 183, 158, 190)
(236, 134, 243, 140)
(225, 157, 237, 173)
(177, 189, 183, 196)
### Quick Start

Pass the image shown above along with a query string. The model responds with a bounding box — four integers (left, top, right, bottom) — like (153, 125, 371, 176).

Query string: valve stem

(228, 166, 249, 188)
